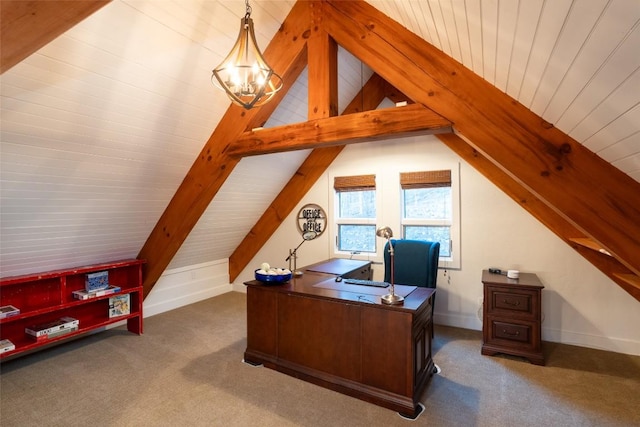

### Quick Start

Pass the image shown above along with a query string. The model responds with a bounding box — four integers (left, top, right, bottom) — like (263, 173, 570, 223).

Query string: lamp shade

(376, 226, 393, 240)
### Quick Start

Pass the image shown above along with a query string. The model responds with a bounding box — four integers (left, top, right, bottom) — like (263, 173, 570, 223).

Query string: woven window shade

(334, 175, 376, 192)
(400, 170, 451, 189)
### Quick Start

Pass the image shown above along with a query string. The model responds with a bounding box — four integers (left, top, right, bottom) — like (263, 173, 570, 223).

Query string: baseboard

(435, 312, 482, 331)
(146, 261, 639, 356)
(542, 327, 640, 356)
(435, 313, 639, 356)
(232, 282, 248, 293)
(143, 259, 232, 318)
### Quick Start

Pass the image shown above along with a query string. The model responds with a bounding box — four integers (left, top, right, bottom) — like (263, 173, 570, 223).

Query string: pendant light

(212, 0, 283, 109)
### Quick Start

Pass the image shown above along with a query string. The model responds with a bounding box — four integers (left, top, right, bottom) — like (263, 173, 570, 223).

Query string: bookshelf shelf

(0, 259, 145, 360)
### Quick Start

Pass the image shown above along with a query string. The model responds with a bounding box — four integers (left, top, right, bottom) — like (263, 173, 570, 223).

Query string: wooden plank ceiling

(144, 0, 640, 300)
(0, 0, 111, 73)
(1, 0, 639, 301)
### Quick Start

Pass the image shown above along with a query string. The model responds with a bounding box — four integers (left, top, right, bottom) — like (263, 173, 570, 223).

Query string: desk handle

(502, 299, 520, 306)
(502, 329, 520, 337)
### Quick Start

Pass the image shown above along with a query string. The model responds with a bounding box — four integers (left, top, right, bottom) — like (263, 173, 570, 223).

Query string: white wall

(144, 259, 232, 317)
(234, 135, 640, 356)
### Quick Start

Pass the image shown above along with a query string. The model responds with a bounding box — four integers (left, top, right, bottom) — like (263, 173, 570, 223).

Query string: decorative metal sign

(296, 203, 327, 237)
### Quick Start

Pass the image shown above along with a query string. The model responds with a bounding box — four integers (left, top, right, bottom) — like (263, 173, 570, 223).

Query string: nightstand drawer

(493, 291, 532, 313)
(493, 321, 530, 343)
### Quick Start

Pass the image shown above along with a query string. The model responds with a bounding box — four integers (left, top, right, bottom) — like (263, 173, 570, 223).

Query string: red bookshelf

(0, 259, 145, 360)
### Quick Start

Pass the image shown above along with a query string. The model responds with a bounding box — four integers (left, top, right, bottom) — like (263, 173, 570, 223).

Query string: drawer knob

(502, 299, 520, 306)
(502, 329, 520, 336)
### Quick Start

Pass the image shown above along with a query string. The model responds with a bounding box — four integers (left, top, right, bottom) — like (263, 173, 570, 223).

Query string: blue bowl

(255, 269, 292, 283)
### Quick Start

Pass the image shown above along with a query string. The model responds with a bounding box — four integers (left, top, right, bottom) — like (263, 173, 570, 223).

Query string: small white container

(507, 269, 520, 279)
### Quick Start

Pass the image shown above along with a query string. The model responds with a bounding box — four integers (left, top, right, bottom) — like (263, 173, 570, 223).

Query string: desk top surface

(304, 258, 370, 275)
(245, 259, 434, 313)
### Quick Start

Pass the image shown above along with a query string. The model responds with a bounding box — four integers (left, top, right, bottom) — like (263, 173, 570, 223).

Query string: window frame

(333, 175, 378, 255)
(329, 163, 461, 269)
(400, 165, 460, 268)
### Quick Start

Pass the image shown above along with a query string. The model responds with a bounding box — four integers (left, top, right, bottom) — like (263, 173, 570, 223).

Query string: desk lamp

(376, 226, 404, 305)
(286, 231, 317, 276)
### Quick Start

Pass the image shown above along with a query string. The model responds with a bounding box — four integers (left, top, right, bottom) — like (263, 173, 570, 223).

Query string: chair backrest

(383, 239, 440, 288)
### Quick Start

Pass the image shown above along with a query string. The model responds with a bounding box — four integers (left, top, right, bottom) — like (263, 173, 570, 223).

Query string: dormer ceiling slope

(1, 1, 638, 301)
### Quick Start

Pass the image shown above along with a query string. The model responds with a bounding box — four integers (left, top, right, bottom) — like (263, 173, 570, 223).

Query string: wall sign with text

(296, 203, 327, 237)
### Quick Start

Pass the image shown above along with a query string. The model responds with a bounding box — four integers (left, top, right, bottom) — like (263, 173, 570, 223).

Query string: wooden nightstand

(481, 270, 545, 365)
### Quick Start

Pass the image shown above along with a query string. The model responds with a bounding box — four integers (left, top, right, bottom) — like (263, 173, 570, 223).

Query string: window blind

(400, 170, 451, 189)
(333, 175, 376, 192)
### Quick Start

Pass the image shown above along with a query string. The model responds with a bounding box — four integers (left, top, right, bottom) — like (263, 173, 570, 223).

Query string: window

(334, 175, 376, 253)
(330, 164, 460, 269)
(401, 170, 453, 258)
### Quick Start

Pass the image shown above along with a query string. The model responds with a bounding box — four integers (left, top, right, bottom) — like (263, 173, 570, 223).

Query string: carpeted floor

(1, 291, 639, 426)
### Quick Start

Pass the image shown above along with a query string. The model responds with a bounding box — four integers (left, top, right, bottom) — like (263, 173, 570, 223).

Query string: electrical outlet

(476, 297, 484, 321)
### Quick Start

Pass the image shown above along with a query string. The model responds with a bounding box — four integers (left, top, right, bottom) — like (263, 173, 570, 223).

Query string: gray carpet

(1, 291, 639, 426)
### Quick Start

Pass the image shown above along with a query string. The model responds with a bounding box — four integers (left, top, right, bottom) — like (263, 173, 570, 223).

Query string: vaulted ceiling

(1, 1, 639, 300)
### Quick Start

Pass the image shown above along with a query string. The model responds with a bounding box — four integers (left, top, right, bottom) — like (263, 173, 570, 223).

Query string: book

(85, 270, 109, 292)
(25, 316, 79, 338)
(31, 325, 78, 342)
(72, 285, 121, 300)
(0, 339, 15, 353)
(0, 304, 20, 319)
(109, 294, 130, 318)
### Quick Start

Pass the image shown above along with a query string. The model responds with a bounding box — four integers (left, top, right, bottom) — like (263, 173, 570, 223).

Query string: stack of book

(25, 316, 79, 342)
(72, 285, 121, 300)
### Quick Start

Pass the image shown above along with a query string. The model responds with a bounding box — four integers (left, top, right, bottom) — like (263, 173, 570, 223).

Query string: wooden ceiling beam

(228, 147, 343, 282)
(227, 104, 452, 157)
(228, 5, 392, 282)
(438, 133, 639, 302)
(383, 83, 414, 105)
(322, 0, 640, 276)
(229, 71, 390, 282)
(307, 1, 338, 119)
(344, 72, 390, 114)
(138, 1, 312, 296)
(9, 0, 634, 300)
(0, 0, 111, 74)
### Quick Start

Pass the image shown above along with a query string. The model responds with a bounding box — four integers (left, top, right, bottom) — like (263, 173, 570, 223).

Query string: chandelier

(211, 0, 283, 110)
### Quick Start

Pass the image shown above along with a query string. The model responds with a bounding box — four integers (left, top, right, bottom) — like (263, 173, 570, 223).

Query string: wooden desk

(244, 259, 436, 418)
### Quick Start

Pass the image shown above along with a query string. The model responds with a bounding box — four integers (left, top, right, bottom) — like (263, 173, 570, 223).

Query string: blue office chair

(383, 239, 440, 333)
